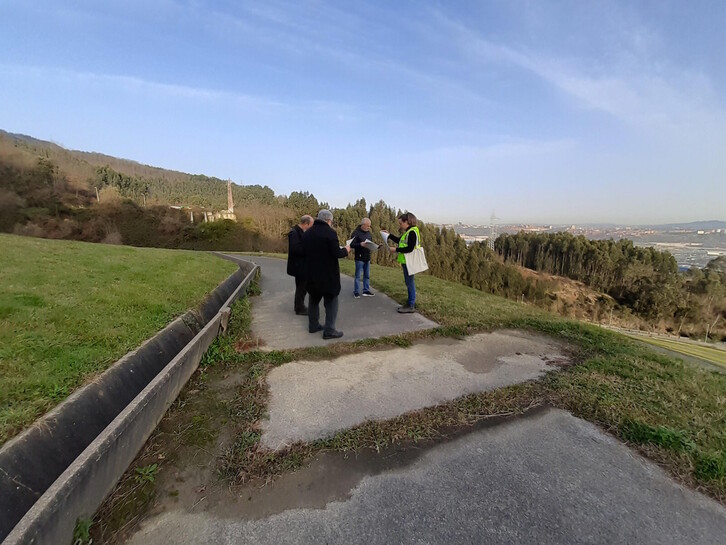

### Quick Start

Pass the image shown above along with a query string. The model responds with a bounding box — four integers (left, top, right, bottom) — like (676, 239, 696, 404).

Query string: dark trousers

(402, 264, 416, 307)
(294, 276, 307, 312)
(307, 287, 339, 334)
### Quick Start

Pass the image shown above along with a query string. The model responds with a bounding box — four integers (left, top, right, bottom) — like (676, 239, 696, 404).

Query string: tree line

(495, 232, 725, 335)
(326, 198, 556, 304)
(93, 166, 276, 208)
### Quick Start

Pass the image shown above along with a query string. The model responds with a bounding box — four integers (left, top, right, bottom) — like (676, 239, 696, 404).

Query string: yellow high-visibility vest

(397, 226, 421, 264)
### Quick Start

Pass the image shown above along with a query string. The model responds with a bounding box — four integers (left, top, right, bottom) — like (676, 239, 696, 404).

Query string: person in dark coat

(350, 217, 375, 298)
(302, 209, 350, 339)
(287, 215, 313, 315)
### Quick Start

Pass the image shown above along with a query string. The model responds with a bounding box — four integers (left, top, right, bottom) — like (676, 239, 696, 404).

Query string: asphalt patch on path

(129, 408, 726, 545)
(260, 329, 569, 449)
(150, 406, 550, 525)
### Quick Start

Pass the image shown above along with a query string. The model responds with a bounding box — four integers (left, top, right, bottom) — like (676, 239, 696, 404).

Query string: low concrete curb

(0, 255, 258, 545)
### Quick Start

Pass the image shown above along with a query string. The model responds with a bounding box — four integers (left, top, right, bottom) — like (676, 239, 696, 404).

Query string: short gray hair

(317, 209, 333, 223)
(361, 217, 371, 225)
(300, 215, 313, 226)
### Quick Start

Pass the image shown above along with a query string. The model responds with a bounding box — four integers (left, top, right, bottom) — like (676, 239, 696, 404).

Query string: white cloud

(0, 64, 282, 108)
(423, 138, 575, 160)
(203, 3, 492, 106)
(432, 10, 726, 141)
(0, 64, 367, 121)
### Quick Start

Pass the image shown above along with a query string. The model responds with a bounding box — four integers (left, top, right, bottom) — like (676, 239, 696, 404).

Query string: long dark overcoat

(302, 219, 348, 295)
(287, 225, 305, 277)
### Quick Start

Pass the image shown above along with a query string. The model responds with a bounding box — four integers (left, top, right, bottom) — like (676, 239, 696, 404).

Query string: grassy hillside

(0, 129, 277, 209)
(0, 128, 209, 185)
(0, 234, 237, 444)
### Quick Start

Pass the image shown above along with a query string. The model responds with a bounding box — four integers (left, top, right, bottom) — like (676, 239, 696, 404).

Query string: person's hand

(381, 229, 389, 234)
(345, 245, 351, 253)
(389, 245, 396, 253)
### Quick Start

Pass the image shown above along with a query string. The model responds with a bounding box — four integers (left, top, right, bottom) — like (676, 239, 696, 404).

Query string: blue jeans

(354, 260, 370, 295)
(402, 264, 416, 307)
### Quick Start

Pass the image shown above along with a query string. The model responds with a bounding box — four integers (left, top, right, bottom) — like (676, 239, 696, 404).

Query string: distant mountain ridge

(546, 221, 725, 230)
(0, 129, 221, 184)
(0, 128, 277, 209)
(644, 221, 726, 230)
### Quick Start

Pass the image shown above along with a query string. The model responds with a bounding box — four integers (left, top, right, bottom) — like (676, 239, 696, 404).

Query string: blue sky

(1, 1, 724, 225)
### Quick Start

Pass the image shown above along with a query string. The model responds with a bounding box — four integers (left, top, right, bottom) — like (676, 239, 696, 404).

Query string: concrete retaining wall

(0, 255, 258, 544)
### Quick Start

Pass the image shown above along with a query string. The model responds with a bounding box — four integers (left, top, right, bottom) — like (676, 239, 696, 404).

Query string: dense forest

(1, 129, 724, 341)
(496, 232, 725, 337)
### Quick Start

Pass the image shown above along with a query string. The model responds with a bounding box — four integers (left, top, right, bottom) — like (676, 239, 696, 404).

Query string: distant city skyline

(442, 219, 726, 229)
(1, 1, 725, 225)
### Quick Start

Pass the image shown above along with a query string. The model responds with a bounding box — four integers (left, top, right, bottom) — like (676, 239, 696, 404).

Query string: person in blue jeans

(349, 218, 375, 298)
(382, 212, 419, 313)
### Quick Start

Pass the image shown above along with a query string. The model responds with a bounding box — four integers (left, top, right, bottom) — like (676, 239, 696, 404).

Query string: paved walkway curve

(126, 255, 726, 545)
(238, 255, 437, 349)
(130, 409, 726, 545)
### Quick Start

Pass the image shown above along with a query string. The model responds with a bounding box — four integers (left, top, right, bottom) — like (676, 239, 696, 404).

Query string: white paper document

(362, 240, 380, 251)
(380, 231, 390, 245)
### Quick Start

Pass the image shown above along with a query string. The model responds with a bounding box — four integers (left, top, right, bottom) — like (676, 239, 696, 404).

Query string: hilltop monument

(204, 179, 237, 222)
(227, 178, 234, 215)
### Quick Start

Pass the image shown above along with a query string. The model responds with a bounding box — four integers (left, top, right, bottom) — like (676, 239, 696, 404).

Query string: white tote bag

(406, 246, 428, 275)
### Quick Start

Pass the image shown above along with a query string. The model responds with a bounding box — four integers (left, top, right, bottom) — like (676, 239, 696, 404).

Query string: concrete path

(129, 409, 726, 545)
(261, 330, 569, 449)
(238, 255, 437, 349)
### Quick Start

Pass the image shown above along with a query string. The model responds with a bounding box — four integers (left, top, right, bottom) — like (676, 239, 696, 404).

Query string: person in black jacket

(302, 210, 350, 339)
(349, 218, 375, 298)
(287, 215, 313, 315)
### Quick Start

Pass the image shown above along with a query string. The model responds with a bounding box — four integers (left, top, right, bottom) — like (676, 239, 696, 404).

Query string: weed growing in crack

(134, 464, 159, 485)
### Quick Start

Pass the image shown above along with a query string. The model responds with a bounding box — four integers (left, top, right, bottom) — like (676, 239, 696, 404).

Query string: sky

(1, 0, 725, 225)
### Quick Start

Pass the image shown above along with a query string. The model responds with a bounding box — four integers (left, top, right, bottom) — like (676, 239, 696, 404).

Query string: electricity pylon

(488, 211, 499, 251)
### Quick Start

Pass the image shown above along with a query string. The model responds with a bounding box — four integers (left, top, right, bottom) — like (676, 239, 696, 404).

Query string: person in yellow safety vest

(382, 212, 420, 313)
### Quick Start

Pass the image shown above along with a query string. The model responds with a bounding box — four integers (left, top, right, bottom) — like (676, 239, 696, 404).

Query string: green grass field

(626, 334, 726, 369)
(0, 234, 237, 444)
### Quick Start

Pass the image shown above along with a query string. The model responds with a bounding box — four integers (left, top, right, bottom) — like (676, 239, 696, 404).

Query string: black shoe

(296, 307, 308, 316)
(362, 291, 375, 297)
(397, 305, 415, 313)
(353, 293, 361, 299)
(323, 330, 344, 339)
(309, 324, 323, 333)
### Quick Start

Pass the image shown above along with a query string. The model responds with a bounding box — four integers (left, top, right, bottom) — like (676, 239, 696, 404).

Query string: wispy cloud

(0, 64, 368, 122)
(203, 2, 492, 106)
(431, 9, 726, 139)
(0, 63, 282, 108)
(95, 73, 284, 108)
(409, 138, 576, 162)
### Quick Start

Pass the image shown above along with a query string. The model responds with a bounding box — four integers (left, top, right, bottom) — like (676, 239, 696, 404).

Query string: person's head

(397, 212, 417, 232)
(360, 218, 371, 232)
(317, 209, 334, 226)
(299, 215, 313, 231)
